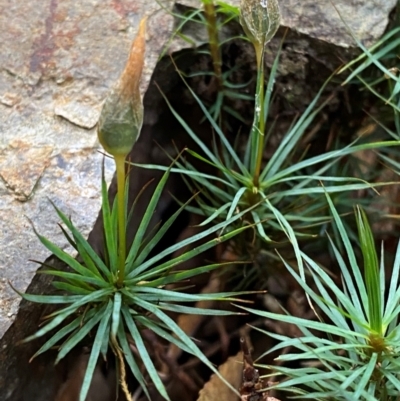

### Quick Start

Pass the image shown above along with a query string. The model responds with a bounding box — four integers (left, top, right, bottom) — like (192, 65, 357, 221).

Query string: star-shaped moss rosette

(15, 165, 252, 401)
(243, 194, 400, 400)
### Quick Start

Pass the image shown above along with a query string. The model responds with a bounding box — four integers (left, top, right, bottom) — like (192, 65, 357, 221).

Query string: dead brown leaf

(197, 351, 243, 401)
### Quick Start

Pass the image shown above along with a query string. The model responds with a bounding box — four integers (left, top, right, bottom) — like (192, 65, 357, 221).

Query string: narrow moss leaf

(356, 207, 382, 334)
(98, 17, 146, 157)
(29, 316, 83, 361)
(79, 301, 112, 401)
(122, 307, 170, 401)
(111, 292, 122, 341)
(117, 325, 150, 400)
(240, 0, 280, 47)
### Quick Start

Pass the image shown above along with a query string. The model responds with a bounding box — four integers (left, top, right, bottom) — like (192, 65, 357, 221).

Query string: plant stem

(203, 0, 223, 92)
(253, 45, 266, 187)
(115, 154, 127, 286)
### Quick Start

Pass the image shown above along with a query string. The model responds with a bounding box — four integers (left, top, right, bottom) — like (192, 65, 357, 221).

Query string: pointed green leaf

(50, 201, 112, 280)
(30, 314, 90, 360)
(79, 300, 112, 401)
(56, 304, 107, 364)
(126, 168, 170, 268)
(52, 281, 93, 295)
(121, 306, 170, 400)
(356, 207, 381, 333)
(111, 292, 122, 341)
(117, 324, 150, 400)
(134, 298, 240, 397)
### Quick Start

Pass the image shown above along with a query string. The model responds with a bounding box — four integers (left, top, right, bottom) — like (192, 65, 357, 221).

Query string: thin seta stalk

(239, 0, 281, 188)
(203, 0, 227, 132)
(253, 43, 266, 187)
(115, 155, 127, 285)
(203, 0, 223, 92)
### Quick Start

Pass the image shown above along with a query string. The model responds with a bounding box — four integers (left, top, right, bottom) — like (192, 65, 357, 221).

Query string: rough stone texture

(0, 0, 174, 338)
(179, 0, 397, 47)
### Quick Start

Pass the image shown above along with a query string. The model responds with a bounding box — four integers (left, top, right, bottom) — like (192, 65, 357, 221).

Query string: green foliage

(141, 46, 399, 265)
(215, 1, 239, 16)
(242, 194, 400, 400)
(16, 167, 251, 401)
(338, 20, 400, 176)
(339, 26, 400, 140)
(160, 0, 251, 124)
(138, 2, 400, 261)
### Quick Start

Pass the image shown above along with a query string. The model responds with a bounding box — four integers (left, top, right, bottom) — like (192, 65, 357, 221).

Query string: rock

(170, 0, 396, 114)
(0, 142, 53, 201)
(0, 0, 175, 339)
(178, 0, 397, 48)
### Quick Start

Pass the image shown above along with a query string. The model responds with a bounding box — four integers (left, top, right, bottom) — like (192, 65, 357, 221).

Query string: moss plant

(137, 50, 399, 260)
(14, 17, 251, 401)
(11, 4, 400, 401)
(243, 195, 400, 400)
(202, 0, 223, 92)
(239, 0, 280, 186)
(17, 166, 250, 401)
(161, 0, 251, 125)
(98, 17, 146, 287)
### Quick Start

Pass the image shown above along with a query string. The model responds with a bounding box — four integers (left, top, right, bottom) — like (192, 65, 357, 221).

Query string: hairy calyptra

(97, 17, 146, 157)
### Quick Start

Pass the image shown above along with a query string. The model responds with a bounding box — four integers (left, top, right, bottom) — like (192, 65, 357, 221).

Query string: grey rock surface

(179, 0, 397, 47)
(0, 0, 174, 338)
